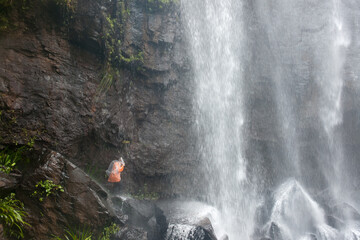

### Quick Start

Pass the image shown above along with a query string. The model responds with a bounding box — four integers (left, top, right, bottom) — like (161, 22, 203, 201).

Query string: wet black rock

(164, 216, 217, 240)
(17, 150, 114, 239)
(111, 196, 168, 240)
(113, 226, 148, 240)
(0, 171, 21, 193)
(166, 221, 217, 240)
(269, 222, 283, 240)
(157, 201, 218, 240)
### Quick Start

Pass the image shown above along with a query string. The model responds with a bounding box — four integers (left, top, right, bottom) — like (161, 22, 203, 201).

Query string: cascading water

(181, 1, 257, 239)
(181, 0, 360, 239)
(322, 0, 350, 203)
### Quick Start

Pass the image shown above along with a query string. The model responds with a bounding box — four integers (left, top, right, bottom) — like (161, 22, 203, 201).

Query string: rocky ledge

(0, 149, 218, 240)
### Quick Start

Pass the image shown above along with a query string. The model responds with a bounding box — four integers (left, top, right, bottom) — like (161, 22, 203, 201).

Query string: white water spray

(180, 0, 360, 239)
(181, 0, 257, 239)
(319, 0, 350, 201)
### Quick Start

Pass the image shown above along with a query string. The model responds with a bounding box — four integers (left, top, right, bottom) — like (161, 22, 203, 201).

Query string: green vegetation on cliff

(0, 142, 34, 174)
(0, 193, 29, 239)
(53, 223, 120, 240)
(32, 180, 64, 202)
(0, 0, 12, 31)
(99, 0, 144, 94)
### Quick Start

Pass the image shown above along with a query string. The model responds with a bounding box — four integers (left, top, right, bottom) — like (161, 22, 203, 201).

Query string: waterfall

(181, 0, 257, 238)
(181, 0, 360, 239)
(321, 0, 350, 202)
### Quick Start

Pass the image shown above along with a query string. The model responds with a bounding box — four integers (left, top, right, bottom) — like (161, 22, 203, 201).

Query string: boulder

(218, 235, 229, 240)
(158, 201, 218, 240)
(17, 150, 114, 239)
(269, 222, 283, 240)
(193, 217, 217, 240)
(113, 226, 147, 240)
(0, 171, 21, 194)
(166, 220, 217, 240)
(111, 196, 168, 240)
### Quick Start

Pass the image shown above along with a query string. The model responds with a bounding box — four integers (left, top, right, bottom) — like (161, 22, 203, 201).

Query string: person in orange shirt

(107, 158, 125, 192)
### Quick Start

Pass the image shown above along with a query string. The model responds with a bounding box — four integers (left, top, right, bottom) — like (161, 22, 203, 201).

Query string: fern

(0, 193, 29, 239)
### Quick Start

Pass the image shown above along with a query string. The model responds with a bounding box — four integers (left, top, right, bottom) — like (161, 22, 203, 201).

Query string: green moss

(0, 0, 14, 32)
(131, 184, 160, 201)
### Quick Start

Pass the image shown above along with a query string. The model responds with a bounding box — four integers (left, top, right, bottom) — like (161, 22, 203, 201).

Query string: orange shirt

(108, 162, 124, 182)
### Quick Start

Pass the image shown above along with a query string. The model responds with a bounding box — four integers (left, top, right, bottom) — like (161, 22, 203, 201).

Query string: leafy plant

(0, 144, 31, 174)
(52, 223, 120, 240)
(98, 223, 120, 240)
(0, 154, 16, 174)
(32, 180, 64, 202)
(0, 193, 29, 239)
(53, 227, 92, 240)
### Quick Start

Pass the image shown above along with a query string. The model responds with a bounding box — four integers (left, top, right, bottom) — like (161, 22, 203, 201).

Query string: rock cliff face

(0, 0, 197, 197)
(18, 150, 114, 239)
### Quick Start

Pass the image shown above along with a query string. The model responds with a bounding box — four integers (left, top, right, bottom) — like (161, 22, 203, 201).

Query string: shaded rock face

(0, 0, 196, 197)
(0, 172, 21, 193)
(114, 226, 148, 240)
(17, 150, 113, 239)
(111, 196, 168, 240)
